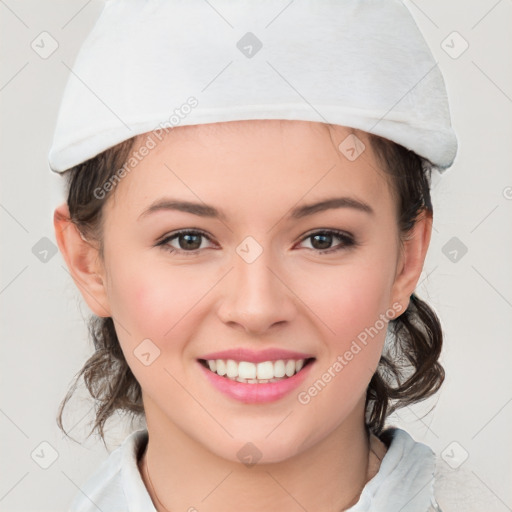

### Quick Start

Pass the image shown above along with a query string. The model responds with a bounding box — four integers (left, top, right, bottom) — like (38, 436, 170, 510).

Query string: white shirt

(68, 427, 499, 512)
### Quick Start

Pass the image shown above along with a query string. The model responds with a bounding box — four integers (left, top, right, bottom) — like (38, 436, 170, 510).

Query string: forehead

(106, 120, 391, 222)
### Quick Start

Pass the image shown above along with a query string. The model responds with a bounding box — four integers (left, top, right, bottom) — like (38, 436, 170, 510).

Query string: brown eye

(310, 233, 334, 250)
(157, 230, 214, 254)
(176, 233, 203, 250)
(299, 230, 356, 254)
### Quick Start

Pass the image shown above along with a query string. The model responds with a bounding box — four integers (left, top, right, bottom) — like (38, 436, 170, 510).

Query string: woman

(50, 1, 465, 510)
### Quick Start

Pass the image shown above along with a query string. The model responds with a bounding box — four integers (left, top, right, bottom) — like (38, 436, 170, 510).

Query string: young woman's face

(91, 120, 420, 463)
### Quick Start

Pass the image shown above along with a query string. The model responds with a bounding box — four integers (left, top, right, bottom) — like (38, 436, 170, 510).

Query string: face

(59, 120, 428, 463)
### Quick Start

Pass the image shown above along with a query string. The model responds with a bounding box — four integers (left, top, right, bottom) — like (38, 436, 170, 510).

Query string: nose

(216, 245, 297, 335)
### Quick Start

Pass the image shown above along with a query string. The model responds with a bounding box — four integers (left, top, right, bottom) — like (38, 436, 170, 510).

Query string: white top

(68, 427, 500, 512)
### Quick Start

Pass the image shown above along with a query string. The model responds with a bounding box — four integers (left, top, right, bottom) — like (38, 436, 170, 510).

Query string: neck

(138, 395, 384, 512)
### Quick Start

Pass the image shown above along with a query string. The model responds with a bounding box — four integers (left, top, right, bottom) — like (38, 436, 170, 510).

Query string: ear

(390, 209, 432, 315)
(53, 202, 112, 317)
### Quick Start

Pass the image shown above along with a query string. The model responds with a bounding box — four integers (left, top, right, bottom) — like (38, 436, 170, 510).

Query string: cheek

(106, 258, 213, 350)
(302, 260, 395, 347)
(293, 257, 396, 406)
(291, 269, 393, 444)
(105, 264, 205, 395)
(107, 265, 164, 336)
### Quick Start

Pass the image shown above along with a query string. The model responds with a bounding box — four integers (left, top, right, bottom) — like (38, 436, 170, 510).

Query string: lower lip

(197, 360, 315, 404)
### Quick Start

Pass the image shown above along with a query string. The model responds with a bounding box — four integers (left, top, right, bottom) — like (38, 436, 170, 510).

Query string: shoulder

(69, 429, 155, 512)
(353, 427, 504, 512)
(349, 427, 439, 511)
(431, 454, 505, 512)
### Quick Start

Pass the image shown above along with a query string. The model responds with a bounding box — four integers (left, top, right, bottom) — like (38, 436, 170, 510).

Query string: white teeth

(215, 359, 226, 376)
(204, 358, 309, 382)
(285, 360, 296, 377)
(256, 361, 274, 380)
(273, 360, 285, 378)
(238, 361, 256, 379)
(226, 359, 238, 378)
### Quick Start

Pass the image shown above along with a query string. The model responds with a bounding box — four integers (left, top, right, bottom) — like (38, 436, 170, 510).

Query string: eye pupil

(311, 233, 332, 250)
(180, 233, 201, 250)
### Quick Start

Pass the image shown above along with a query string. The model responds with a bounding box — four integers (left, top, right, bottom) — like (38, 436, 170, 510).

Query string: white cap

(48, 0, 458, 173)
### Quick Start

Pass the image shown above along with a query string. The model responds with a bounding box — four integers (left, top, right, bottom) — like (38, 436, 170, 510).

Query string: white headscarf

(48, 0, 458, 173)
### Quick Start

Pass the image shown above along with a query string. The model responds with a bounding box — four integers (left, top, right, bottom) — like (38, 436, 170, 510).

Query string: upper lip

(198, 348, 315, 364)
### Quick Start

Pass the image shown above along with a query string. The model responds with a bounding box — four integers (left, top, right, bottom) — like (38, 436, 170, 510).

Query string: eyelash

(156, 229, 357, 256)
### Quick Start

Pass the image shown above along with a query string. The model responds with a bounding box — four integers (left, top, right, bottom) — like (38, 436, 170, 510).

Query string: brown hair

(56, 126, 444, 445)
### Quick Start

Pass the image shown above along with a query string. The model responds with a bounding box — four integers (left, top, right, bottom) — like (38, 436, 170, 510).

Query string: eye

(156, 228, 356, 256)
(156, 229, 215, 255)
(297, 229, 356, 254)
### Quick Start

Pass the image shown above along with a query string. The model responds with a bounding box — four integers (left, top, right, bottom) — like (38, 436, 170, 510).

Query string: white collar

(71, 427, 437, 512)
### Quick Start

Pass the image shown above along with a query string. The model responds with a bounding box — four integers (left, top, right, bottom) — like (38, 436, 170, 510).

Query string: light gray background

(1, 0, 511, 510)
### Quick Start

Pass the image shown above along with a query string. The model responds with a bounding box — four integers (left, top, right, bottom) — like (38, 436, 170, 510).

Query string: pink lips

(197, 348, 315, 404)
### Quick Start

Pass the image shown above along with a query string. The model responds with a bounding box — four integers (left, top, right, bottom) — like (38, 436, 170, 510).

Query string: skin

(54, 120, 431, 511)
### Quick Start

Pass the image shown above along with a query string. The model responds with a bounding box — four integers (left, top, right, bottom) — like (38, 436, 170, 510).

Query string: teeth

(257, 361, 274, 380)
(216, 359, 226, 376)
(285, 360, 296, 377)
(204, 358, 309, 382)
(226, 359, 238, 378)
(274, 360, 285, 378)
(238, 361, 256, 379)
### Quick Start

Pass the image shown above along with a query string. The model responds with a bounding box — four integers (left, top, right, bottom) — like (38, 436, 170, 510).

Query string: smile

(199, 358, 315, 383)
(197, 356, 316, 403)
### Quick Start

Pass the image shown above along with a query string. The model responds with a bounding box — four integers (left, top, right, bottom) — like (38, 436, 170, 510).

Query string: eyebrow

(137, 196, 374, 222)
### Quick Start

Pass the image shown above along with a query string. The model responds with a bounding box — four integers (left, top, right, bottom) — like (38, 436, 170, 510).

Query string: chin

(201, 429, 315, 467)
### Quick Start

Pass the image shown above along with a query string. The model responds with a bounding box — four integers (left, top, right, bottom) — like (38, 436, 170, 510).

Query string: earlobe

(53, 202, 112, 317)
(391, 210, 433, 314)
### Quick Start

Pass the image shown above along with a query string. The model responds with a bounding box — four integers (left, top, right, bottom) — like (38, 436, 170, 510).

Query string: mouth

(198, 357, 316, 384)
